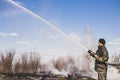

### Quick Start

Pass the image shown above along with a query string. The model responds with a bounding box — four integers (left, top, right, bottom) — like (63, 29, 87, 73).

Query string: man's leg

(98, 72, 107, 80)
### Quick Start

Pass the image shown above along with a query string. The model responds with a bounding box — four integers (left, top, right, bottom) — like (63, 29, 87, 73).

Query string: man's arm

(88, 49, 109, 62)
(99, 47, 109, 62)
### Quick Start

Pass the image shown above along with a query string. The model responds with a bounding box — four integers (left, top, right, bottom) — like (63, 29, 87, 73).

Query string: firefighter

(88, 38, 109, 80)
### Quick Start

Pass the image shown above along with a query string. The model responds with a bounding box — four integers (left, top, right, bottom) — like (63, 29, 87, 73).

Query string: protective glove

(98, 57, 103, 62)
(94, 54, 99, 59)
(94, 55, 103, 62)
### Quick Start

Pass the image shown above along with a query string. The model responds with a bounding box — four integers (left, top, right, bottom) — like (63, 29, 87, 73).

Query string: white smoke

(107, 67, 120, 80)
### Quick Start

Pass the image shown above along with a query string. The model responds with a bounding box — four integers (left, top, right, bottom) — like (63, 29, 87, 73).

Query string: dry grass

(0, 50, 41, 73)
(28, 52, 40, 73)
(0, 50, 94, 74)
(0, 50, 15, 73)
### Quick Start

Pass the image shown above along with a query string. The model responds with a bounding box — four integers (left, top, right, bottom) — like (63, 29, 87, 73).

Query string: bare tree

(28, 52, 41, 73)
(14, 52, 41, 73)
(14, 59, 21, 73)
(0, 50, 15, 73)
(21, 53, 29, 73)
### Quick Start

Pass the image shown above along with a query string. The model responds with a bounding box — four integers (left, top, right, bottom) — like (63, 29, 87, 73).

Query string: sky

(0, 0, 120, 58)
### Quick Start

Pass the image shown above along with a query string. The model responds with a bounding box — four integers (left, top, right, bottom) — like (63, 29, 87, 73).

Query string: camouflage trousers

(98, 72, 107, 80)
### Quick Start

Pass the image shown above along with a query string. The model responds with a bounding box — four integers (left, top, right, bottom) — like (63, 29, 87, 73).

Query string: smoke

(36, 27, 97, 78)
(107, 67, 120, 80)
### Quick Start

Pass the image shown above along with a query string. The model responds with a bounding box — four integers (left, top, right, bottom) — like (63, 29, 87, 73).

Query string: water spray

(7, 0, 88, 51)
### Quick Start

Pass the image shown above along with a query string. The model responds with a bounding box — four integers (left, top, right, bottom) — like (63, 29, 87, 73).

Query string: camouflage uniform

(89, 45, 109, 80)
(95, 45, 109, 80)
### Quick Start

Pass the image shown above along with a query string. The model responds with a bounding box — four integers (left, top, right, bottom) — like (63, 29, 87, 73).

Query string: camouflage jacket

(95, 45, 109, 72)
